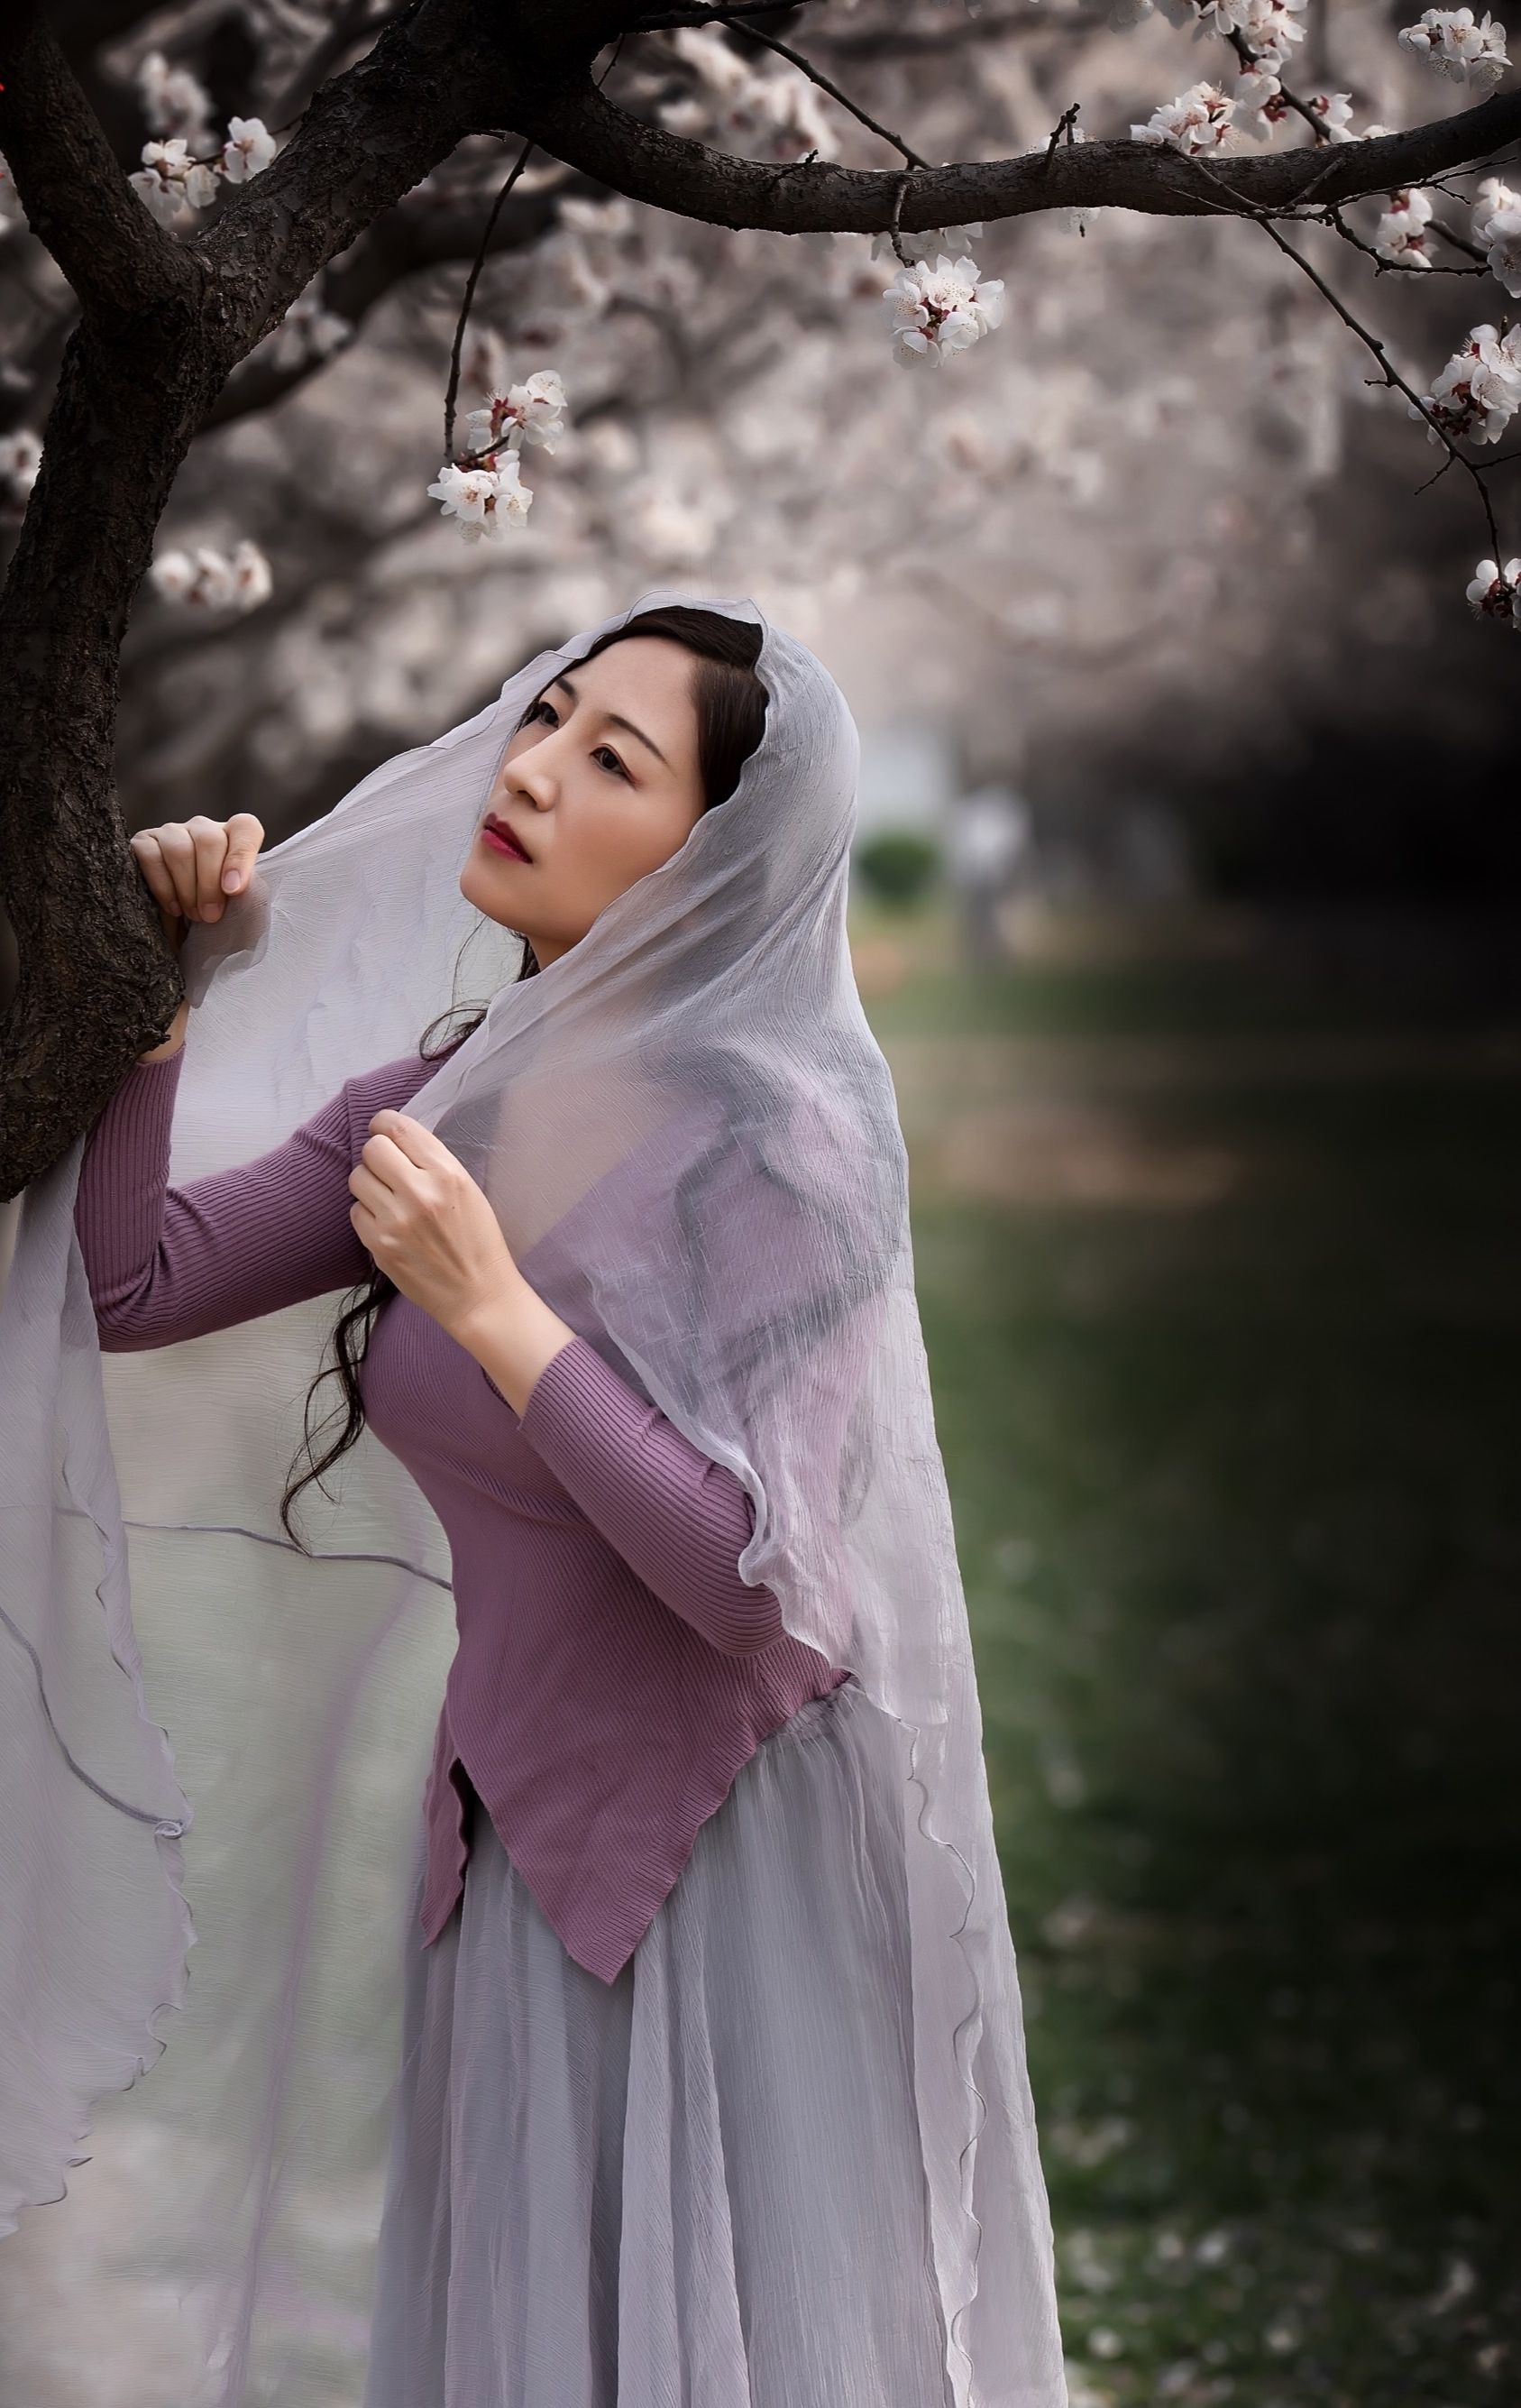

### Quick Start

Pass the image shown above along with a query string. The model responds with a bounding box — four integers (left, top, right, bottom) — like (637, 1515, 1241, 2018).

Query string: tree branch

(512, 69, 1521, 231)
(0, 11, 197, 323)
(197, 178, 576, 432)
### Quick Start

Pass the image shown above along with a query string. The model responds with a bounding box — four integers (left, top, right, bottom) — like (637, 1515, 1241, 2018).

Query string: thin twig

(888, 167, 919, 266)
(710, 19, 932, 169)
(1321, 200, 1487, 275)
(1223, 23, 1326, 144)
(443, 136, 536, 461)
(1175, 143, 1506, 564)
(1045, 104, 1082, 165)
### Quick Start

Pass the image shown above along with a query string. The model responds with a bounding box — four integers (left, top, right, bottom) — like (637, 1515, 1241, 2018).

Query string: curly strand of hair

(276, 937, 540, 1549)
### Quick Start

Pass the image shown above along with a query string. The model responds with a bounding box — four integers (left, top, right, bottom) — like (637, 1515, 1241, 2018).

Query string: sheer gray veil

(0, 587, 1066, 2403)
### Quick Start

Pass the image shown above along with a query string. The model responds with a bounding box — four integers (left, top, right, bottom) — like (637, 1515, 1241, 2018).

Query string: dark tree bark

(2, 0, 1518, 1194)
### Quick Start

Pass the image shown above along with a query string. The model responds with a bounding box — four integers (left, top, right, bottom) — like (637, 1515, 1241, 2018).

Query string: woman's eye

(527, 699, 556, 727)
(593, 746, 628, 778)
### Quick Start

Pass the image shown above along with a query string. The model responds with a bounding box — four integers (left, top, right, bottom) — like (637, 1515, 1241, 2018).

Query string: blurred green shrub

(852, 828, 943, 908)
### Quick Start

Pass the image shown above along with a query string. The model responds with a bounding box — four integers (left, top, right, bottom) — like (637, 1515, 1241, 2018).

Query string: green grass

(863, 901, 1521, 2406)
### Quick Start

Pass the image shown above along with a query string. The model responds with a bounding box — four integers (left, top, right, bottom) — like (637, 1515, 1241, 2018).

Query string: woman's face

(460, 634, 705, 968)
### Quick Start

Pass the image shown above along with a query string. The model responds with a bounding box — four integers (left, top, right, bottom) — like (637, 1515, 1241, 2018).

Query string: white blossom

(131, 136, 217, 225)
(1131, 84, 1237, 155)
(1397, 6, 1509, 87)
(426, 454, 533, 540)
(1416, 321, 1521, 442)
(149, 538, 270, 611)
(463, 367, 568, 458)
(1472, 177, 1521, 298)
(0, 427, 41, 516)
(220, 116, 277, 184)
(1148, 0, 1307, 60)
(136, 49, 216, 153)
(1466, 556, 1521, 623)
(1372, 185, 1435, 266)
(1306, 90, 1356, 139)
(1234, 0, 1309, 63)
(881, 253, 1005, 366)
(1234, 65, 1285, 136)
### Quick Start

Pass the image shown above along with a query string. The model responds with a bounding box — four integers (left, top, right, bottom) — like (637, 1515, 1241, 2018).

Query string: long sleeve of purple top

(71, 1046, 783, 1658)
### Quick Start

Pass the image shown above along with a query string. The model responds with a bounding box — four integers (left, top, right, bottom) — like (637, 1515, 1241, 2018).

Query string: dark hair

(279, 606, 768, 1545)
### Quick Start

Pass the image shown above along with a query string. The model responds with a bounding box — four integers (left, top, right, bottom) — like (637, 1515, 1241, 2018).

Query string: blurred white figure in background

(946, 778, 1033, 963)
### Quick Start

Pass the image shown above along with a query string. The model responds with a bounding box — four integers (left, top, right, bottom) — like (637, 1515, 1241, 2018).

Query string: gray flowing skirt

(361, 1674, 956, 2407)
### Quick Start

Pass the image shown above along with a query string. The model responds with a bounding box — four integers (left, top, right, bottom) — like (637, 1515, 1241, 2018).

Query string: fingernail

(223, 868, 242, 892)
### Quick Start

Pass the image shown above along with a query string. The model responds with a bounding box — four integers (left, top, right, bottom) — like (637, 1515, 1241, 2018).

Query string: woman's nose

(505, 747, 556, 808)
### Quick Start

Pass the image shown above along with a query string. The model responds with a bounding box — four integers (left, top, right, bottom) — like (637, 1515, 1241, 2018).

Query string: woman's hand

(131, 811, 267, 953)
(350, 1111, 579, 1411)
(349, 1110, 524, 1342)
(130, 812, 266, 1062)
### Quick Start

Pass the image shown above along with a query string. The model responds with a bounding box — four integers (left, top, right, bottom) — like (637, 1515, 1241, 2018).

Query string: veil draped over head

(0, 589, 1067, 2404)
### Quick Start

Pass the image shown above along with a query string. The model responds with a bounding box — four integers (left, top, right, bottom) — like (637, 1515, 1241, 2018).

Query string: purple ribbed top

(72, 1044, 848, 1983)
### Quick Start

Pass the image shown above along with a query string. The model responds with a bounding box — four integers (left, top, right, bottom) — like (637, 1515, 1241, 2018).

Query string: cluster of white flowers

(1467, 556, 1521, 624)
(1232, 0, 1308, 57)
(128, 48, 275, 226)
(462, 364, 567, 458)
(880, 251, 1005, 366)
(1416, 321, 1521, 441)
(131, 118, 276, 225)
(1137, 0, 1308, 45)
(658, 26, 838, 164)
(427, 366, 568, 541)
(149, 538, 272, 611)
(1233, 64, 1288, 135)
(0, 427, 41, 519)
(1138, 0, 1308, 93)
(1397, 6, 1509, 85)
(1373, 185, 1435, 266)
(1132, 82, 1238, 153)
(1472, 178, 1521, 298)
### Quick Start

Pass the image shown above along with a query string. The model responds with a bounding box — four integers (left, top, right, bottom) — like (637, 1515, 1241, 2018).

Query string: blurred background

(3, 0, 1520, 2399)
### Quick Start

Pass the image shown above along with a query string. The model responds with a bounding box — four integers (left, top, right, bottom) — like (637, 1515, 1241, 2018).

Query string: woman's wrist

(451, 1274, 579, 1417)
(138, 997, 189, 1064)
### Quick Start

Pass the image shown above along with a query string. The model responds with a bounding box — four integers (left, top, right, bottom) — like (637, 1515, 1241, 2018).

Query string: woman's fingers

(367, 1110, 445, 1171)
(186, 815, 236, 919)
(220, 812, 265, 896)
(127, 813, 268, 929)
(127, 831, 182, 921)
(347, 1160, 392, 1219)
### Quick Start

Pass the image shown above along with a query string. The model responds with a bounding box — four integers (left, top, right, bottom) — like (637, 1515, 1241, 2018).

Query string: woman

(0, 593, 1066, 2406)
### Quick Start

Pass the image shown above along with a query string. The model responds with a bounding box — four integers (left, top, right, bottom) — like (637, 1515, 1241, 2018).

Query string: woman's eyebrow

(546, 673, 670, 769)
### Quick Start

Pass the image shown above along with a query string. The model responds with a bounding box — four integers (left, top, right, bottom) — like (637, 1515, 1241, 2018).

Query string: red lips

(481, 813, 532, 862)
